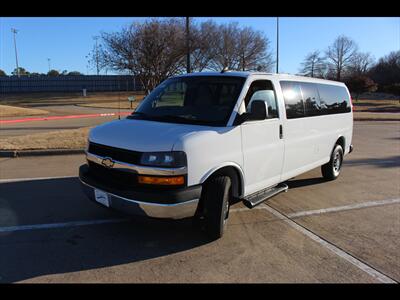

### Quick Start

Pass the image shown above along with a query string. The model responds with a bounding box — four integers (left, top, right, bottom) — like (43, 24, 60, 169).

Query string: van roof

(173, 71, 345, 86)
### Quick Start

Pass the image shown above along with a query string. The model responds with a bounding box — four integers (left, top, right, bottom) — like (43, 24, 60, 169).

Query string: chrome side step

(242, 183, 288, 209)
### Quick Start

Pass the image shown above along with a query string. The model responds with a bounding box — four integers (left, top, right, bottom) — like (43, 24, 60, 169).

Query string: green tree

(345, 75, 378, 101)
(67, 71, 83, 76)
(47, 69, 60, 76)
(12, 67, 29, 76)
(0, 69, 7, 76)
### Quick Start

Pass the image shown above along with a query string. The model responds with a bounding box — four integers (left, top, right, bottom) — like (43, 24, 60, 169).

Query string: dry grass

(0, 127, 91, 150)
(352, 99, 400, 120)
(0, 104, 49, 118)
(353, 112, 400, 121)
(1, 91, 146, 107)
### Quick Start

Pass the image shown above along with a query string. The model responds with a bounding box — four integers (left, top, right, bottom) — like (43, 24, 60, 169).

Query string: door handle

(279, 124, 283, 139)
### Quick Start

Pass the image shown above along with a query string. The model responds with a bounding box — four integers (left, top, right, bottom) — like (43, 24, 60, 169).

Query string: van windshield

(128, 76, 245, 126)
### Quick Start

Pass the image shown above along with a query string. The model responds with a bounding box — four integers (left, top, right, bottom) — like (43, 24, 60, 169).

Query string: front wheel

(199, 176, 232, 240)
(321, 144, 344, 181)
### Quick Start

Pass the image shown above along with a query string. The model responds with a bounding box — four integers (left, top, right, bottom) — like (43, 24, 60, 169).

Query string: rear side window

(317, 84, 351, 115)
(280, 81, 305, 119)
(300, 82, 321, 116)
(281, 81, 351, 119)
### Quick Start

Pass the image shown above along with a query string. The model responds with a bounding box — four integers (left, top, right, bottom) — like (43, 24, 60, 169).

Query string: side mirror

(247, 100, 268, 120)
(236, 100, 268, 125)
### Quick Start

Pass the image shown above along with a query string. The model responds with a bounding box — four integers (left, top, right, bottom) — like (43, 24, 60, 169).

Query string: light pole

(93, 36, 100, 75)
(276, 17, 279, 74)
(47, 58, 51, 72)
(11, 28, 20, 77)
(186, 17, 191, 73)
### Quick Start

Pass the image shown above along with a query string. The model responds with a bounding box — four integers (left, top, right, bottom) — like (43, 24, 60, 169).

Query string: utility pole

(11, 28, 20, 77)
(186, 17, 191, 73)
(94, 36, 100, 75)
(47, 58, 51, 72)
(276, 17, 279, 74)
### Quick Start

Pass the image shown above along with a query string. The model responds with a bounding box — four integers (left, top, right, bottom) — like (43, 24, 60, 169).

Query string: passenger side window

(244, 80, 278, 118)
(317, 84, 351, 115)
(300, 82, 321, 116)
(280, 81, 305, 119)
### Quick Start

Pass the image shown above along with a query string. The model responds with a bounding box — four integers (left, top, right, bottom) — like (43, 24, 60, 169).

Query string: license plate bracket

(94, 189, 110, 207)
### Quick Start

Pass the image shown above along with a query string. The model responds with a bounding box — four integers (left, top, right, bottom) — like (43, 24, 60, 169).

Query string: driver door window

(244, 80, 278, 118)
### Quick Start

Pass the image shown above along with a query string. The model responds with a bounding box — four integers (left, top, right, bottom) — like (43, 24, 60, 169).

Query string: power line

(11, 28, 20, 77)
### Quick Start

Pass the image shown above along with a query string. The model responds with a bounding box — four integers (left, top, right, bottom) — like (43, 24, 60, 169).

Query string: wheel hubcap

(223, 200, 229, 225)
(333, 151, 342, 174)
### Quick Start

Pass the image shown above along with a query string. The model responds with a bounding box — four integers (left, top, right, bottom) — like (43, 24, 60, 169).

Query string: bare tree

(208, 22, 274, 72)
(189, 20, 219, 72)
(325, 35, 358, 81)
(100, 18, 186, 93)
(87, 41, 108, 75)
(348, 52, 375, 76)
(237, 26, 274, 72)
(98, 18, 275, 91)
(209, 22, 241, 71)
(299, 50, 327, 78)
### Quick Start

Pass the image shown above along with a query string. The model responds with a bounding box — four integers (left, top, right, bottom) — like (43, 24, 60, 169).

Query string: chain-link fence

(0, 75, 143, 94)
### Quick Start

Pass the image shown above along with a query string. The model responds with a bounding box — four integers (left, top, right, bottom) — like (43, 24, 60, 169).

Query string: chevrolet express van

(79, 71, 353, 239)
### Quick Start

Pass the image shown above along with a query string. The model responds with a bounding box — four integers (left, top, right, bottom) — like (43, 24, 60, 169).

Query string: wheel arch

(200, 163, 245, 199)
(335, 135, 346, 151)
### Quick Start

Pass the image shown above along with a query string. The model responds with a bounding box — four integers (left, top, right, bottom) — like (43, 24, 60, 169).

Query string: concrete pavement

(0, 121, 399, 283)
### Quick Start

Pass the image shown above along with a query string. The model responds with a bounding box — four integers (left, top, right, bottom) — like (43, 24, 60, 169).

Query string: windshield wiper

(127, 111, 150, 119)
(154, 115, 212, 125)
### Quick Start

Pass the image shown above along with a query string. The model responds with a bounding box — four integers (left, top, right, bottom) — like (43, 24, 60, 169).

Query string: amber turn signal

(138, 175, 185, 185)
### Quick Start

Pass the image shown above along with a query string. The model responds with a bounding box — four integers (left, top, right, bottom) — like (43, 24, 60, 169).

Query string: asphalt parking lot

(0, 121, 399, 283)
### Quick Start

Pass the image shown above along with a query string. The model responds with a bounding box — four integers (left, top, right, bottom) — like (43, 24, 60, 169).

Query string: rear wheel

(321, 144, 343, 181)
(199, 176, 231, 240)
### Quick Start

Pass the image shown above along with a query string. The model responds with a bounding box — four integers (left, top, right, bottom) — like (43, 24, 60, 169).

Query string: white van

(79, 71, 353, 239)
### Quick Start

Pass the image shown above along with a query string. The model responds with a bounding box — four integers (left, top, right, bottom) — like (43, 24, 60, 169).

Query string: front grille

(88, 161, 138, 190)
(88, 142, 142, 165)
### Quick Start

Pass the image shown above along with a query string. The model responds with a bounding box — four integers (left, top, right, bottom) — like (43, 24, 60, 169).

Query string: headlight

(140, 151, 186, 168)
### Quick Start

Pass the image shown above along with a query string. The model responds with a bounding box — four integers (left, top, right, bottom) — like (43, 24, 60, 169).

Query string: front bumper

(79, 164, 201, 219)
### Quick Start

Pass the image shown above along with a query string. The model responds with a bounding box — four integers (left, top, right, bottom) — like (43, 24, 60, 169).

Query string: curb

(0, 149, 85, 158)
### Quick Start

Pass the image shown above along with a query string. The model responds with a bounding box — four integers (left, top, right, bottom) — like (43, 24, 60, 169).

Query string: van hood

(89, 118, 210, 152)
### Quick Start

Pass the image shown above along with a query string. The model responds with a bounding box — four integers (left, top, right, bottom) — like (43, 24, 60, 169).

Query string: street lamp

(93, 36, 100, 75)
(276, 17, 279, 74)
(186, 17, 191, 73)
(11, 28, 20, 77)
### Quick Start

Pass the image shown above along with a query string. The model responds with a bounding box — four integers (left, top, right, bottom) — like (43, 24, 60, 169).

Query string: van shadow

(284, 177, 326, 190)
(343, 155, 400, 168)
(0, 178, 211, 283)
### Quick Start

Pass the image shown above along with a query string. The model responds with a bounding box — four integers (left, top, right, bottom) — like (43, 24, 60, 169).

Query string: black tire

(200, 176, 232, 240)
(321, 144, 344, 181)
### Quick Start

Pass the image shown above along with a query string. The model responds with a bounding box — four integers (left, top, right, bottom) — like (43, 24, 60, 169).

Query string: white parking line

(0, 218, 130, 233)
(287, 198, 400, 218)
(262, 204, 397, 283)
(0, 175, 76, 183)
(231, 198, 400, 217)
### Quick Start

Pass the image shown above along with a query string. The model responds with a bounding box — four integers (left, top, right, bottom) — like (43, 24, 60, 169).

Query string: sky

(0, 17, 399, 75)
